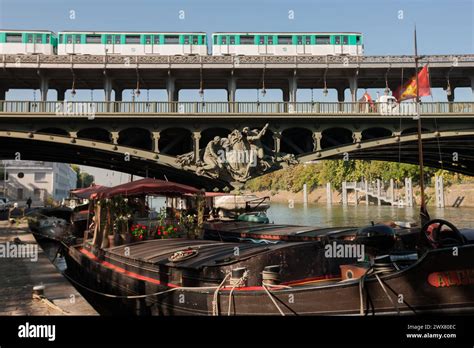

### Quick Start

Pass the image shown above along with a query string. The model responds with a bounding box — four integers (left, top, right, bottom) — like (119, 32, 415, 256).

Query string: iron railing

(0, 100, 473, 116)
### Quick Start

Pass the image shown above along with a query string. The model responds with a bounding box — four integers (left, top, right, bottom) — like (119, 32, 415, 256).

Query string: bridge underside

(0, 137, 230, 191)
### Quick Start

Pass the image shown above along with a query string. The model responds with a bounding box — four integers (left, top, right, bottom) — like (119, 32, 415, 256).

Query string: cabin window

(277, 35, 292, 45)
(26, 34, 34, 43)
(316, 36, 330, 44)
(35, 35, 43, 44)
(335, 36, 341, 45)
(259, 36, 265, 45)
(145, 35, 151, 44)
(193, 36, 199, 44)
(154, 36, 160, 44)
(267, 36, 273, 44)
(230, 36, 235, 44)
(356, 36, 361, 44)
(115, 36, 121, 44)
(164, 35, 179, 44)
(297, 36, 303, 45)
(343, 36, 349, 45)
(66, 35, 73, 44)
(86, 35, 101, 44)
(125, 35, 140, 44)
(221, 36, 227, 44)
(6, 33, 22, 43)
(106, 35, 112, 44)
(184, 36, 190, 44)
(45, 35, 50, 43)
(305, 36, 311, 45)
(75, 35, 81, 44)
(240, 35, 254, 45)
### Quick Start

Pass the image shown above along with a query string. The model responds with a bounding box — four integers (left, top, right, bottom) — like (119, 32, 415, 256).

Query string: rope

(33, 294, 70, 315)
(212, 272, 231, 316)
(262, 283, 285, 316)
(227, 270, 249, 316)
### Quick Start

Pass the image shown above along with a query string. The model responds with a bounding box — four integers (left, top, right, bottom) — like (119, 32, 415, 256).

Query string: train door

(105, 35, 114, 54)
(258, 36, 267, 55)
(296, 35, 305, 55)
(342, 35, 349, 54)
(26, 34, 35, 54)
(183, 35, 191, 55)
(144, 35, 152, 54)
(152, 35, 160, 54)
(65, 34, 75, 54)
(220, 35, 229, 55)
(334, 35, 343, 55)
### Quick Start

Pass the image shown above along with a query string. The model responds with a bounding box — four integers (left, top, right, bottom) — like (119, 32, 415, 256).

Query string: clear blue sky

(1, 0, 472, 184)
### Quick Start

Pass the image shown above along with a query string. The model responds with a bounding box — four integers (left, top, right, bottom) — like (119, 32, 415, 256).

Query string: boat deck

(0, 221, 98, 315)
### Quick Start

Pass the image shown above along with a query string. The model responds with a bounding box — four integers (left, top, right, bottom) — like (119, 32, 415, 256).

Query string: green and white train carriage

(0, 30, 57, 54)
(211, 32, 363, 56)
(57, 31, 208, 55)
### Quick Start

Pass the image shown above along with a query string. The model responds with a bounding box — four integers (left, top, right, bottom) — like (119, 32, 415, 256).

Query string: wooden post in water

(326, 182, 332, 205)
(303, 183, 308, 205)
(342, 181, 347, 206)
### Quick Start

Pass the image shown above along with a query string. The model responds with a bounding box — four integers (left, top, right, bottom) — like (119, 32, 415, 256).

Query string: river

(265, 202, 474, 228)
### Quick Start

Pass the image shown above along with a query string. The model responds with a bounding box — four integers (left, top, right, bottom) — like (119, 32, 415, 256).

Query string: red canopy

(93, 178, 200, 199)
(70, 185, 109, 199)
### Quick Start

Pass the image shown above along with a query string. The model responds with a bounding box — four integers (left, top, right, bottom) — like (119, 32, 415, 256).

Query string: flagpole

(414, 25, 429, 225)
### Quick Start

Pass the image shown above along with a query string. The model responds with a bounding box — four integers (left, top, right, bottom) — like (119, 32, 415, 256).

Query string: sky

(1, 0, 473, 185)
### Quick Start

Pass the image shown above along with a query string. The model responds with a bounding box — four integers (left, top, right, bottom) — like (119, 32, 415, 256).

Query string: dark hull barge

(65, 224, 474, 315)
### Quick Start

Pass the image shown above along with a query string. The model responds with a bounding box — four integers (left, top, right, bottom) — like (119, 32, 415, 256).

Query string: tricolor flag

(393, 65, 431, 101)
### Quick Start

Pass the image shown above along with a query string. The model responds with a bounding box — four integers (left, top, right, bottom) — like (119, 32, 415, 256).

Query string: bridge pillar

(69, 131, 78, 143)
(288, 76, 297, 112)
(167, 77, 177, 112)
(0, 89, 6, 112)
(337, 87, 345, 112)
(447, 87, 455, 113)
(282, 87, 290, 112)
(272, 131, 281, 153)
(348, 76, 358, 103)
(312, 132, 322, 152)
(192, 131, 201, 163)
(104, 76, 113, 102)
(471, 75, 474, 97)
(152, 131, 160, 153)
(39, 75, 49, 102)
(57, 89, 66, 101)
(227, 76, 236, 112)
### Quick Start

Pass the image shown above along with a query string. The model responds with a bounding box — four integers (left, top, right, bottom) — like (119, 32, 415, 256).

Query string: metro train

(0, 29, 363, 56)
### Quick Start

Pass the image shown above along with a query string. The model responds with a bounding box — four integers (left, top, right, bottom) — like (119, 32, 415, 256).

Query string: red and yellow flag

(393, 65, 431, 101)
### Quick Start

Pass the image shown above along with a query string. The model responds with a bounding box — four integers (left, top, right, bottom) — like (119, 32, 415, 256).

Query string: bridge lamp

(261, 88, 267, 97)
(446, 80, 452, 97)
(322, 88, 328, 97)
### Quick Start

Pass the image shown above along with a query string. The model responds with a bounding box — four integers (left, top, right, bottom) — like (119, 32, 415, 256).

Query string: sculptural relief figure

(176, 123, 299, 183)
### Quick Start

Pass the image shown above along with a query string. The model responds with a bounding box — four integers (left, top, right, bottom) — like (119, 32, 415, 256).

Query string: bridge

(0, 54, 473, 189)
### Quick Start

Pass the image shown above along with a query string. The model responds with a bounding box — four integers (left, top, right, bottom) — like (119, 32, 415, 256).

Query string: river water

(266, 202, 474, 228)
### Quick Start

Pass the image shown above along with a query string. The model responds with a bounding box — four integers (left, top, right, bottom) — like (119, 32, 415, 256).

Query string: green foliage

(71, 164, 95, 188)
(245, 160, 474, 193)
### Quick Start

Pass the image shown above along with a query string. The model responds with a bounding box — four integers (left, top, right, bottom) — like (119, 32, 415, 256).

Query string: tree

(71, 165, 95, 188)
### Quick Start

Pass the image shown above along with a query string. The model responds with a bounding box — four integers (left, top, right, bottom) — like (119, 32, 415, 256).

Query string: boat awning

(93, 178, 201, 199)
(70, 185, 109, 199)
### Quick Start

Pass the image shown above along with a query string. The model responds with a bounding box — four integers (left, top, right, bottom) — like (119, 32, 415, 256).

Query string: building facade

(0, 160, 77, 204)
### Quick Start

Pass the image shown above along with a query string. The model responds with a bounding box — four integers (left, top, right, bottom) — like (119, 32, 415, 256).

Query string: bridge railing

(0, 100, 473, 115)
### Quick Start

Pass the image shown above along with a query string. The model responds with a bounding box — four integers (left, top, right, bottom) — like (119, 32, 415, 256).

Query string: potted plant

(130, 223, 147, 242)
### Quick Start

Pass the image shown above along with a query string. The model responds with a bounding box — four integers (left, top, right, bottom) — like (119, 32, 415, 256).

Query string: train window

(316, 36, 330, 44)
(86, 35, 101, 44)
(305, 36, 311, 45)
(356, 36, 361, 44)
(343, 36, 348, 45)
(193, 36, 199, 44)
(115, 36, 121, 44)
(164, 35, 179, 44)
(35, 35, 43, 44)
(240, 35, 254, 45)
(335, 36, 341, 45)
(267, 36, 273, 44)
(145, 35, 151, 44)
(154, 36, 160, 44)
(230, 36, 235, 44)
(106, 35, 113, 44)
(75, 35, 81, 44)
(259, 36, 265, 45)
(277, 35, 292, 45)
(46, 35, 50, 43)
(125, 35, 140, 44)
(221, 36, 227, 44)
(297, 36, 303, 45)
(184, 36, 190, 44)
(6, 33, 22, 43)
(66, 35, 73, 44)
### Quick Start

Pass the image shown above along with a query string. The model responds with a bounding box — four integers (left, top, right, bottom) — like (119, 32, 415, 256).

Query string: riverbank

(247, 183, 474, 207)
(0, 221, 97, 315)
